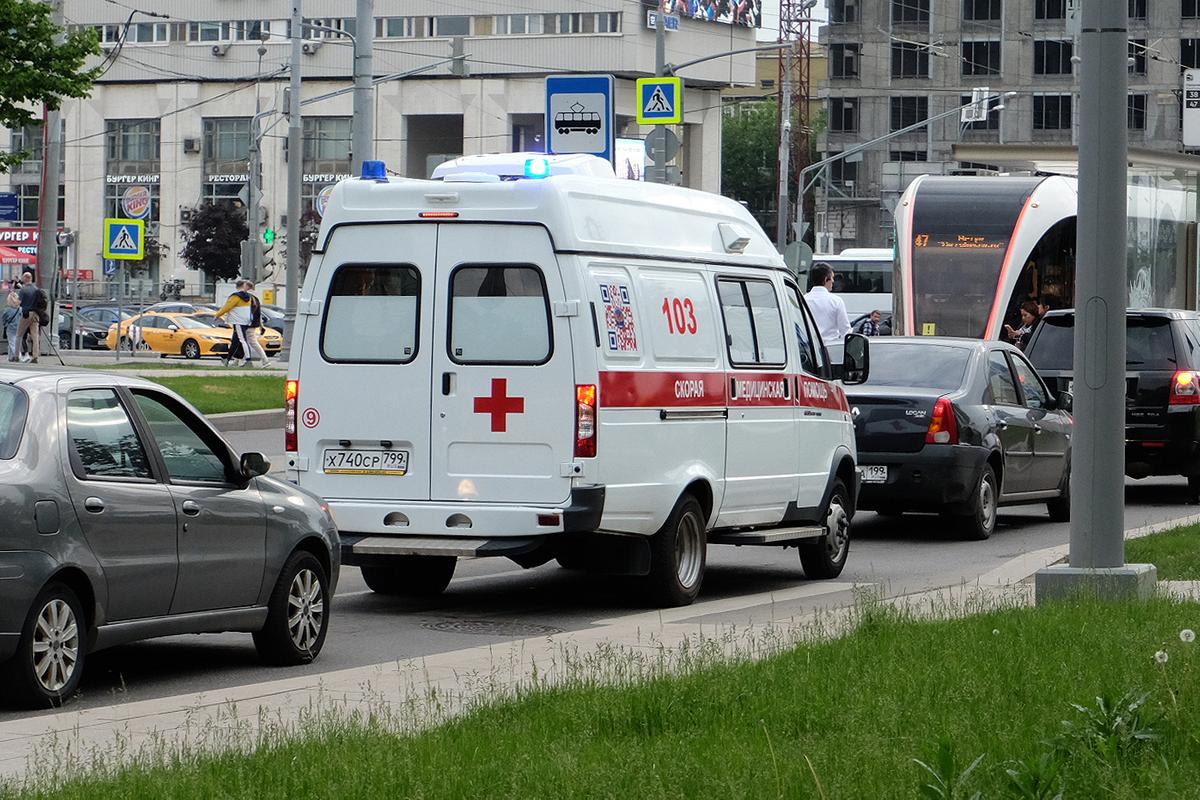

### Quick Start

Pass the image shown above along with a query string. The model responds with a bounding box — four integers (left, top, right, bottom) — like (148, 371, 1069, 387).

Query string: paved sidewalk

(2, 516, 1198, 787)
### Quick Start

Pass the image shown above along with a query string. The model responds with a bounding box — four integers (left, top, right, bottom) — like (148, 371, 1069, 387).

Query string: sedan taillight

(925, 396, 959, 445)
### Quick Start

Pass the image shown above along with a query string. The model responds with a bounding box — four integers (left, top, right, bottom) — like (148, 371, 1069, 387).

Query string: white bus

(804, 248, 894, 323)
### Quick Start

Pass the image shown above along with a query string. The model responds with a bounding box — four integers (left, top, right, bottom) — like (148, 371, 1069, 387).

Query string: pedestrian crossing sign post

(103, 218, 145, 260)
(636, 77, 683, 125)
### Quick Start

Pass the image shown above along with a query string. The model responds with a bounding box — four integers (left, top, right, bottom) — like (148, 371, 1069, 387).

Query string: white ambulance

(286, 154, 870, 607)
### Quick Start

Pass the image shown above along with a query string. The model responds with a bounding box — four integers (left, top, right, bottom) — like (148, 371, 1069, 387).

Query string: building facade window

(104, 119, 161, 291)
(889, 150, 928, 161)
(891, 42, 930, 78)
(963, 0, 1001, 20)
(830, 43, 860, 78)
(829, 0, 859, 22)
(892, 0, 930, 23)
(960, 95, 1002, 129)
(303, 117, 352, 212)
(432, 16, 471, 36)
(829, 156, 858, 187)
(489, 14, 547, 35)
(202, 118, 251, 206)
(1129, 0, 1147, 19)
(1185, 0, 1200, 19)
(106, 119, 160, 171)
(8, 122, 63, 177)
(376, 17, 428, 37)
(1035, 0, 1067, 18)
(1129, 40, 1147, 74)
(1128, 93, 1148, 129)
(13, 184, 64, 228)
(186, 20, 273, 42)
(962, 40, 1001, 75)
(1033, 40, 1074, 75)
(1033, 94, 1073, 129)
(891, 96, 929, 130)
(1184, 38, 1200, 67)
(830, 98, 859, 132)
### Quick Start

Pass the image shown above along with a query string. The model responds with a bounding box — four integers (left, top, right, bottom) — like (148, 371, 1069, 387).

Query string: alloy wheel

(287, 568, 324, 652)
(31, 599, 80, 694)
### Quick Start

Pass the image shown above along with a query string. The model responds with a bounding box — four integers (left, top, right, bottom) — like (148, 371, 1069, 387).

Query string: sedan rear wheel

(0, 583, 86, 708)
(960, 464, 998, 540)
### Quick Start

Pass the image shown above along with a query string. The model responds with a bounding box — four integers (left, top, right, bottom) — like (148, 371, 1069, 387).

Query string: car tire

(799, 479, 852, 579)
(1047, 460, 1071, 522)
(181, 339, 201, 360)
(959, 464, 998, 541)
(253, 550, 330, 666)
(556, 550, 588, 570)
(0, 582, 86, 709)
(646, 494, 707, 607)
(360, 556, 456, 596)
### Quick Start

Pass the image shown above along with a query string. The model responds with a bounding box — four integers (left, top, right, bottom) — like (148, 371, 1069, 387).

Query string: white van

(287, 154, 870, 607)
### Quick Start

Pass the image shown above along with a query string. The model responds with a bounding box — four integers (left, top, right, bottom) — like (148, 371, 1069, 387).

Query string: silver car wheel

(32, 599, 80, 694)
(675, 508, 705, 590)
(825, 497, 850, 561)
(979, 473, 998, 533)
(287, 568, 324, 652)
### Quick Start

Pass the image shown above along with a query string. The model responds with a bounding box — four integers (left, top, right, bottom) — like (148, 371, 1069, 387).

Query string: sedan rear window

(1028, 316, 1178, 371)
(0, 385, 28, 460)
(864, 343, 972, 392)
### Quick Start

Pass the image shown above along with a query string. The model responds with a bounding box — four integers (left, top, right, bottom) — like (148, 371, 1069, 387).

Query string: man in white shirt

(805, 263, 851, 346)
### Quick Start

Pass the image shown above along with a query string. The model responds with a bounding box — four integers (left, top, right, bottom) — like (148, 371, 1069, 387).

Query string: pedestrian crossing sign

(636, 77, 682, 125)
(103, 218, 144, 260)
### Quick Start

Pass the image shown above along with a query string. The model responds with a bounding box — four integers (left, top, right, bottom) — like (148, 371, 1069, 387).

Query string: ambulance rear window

(449, 265, 551, 365)
(321, 264, 420, 363)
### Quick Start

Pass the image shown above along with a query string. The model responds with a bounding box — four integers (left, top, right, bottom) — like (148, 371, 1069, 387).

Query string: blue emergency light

(524, 157, 552, 179)
(360, 160, 388, 182)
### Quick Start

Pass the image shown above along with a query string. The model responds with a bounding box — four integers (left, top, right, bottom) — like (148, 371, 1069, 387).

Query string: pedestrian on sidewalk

(805, 263, 851, 348)
(242, 280, 270, 368)
(216, 278, 268, 367)
(15, 272, 45, 364)
(3, 285, 21, 362)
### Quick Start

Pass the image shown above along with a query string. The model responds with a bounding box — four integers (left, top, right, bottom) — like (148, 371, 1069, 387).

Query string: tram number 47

(662, 297, 698, 335)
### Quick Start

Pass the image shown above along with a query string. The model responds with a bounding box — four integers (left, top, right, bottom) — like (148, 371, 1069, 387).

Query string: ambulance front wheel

(359, 556, 456, 596)
(647, 495, 707, 608)
(799, 479, 851, 580)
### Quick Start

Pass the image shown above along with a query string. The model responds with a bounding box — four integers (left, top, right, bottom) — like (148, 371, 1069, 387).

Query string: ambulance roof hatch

(430, 152, 616, 182)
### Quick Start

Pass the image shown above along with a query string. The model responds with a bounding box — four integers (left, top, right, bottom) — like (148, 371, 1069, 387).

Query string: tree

(721, 101, 780, 234)
(0, 0, 100, 172)
(180, 203, 248, 283)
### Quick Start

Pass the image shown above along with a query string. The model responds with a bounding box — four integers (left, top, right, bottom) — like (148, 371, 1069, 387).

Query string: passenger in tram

(1004, 301, 1041, 350)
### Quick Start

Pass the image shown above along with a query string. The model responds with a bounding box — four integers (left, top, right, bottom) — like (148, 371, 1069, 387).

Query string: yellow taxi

(105, 312, 284, 359)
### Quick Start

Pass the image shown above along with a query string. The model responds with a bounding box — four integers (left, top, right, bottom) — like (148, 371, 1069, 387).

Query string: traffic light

(258, 225, 277, 280)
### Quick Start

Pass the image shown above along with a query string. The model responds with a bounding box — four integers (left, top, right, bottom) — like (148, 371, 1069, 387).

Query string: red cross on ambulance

(473, 378, 525, 432)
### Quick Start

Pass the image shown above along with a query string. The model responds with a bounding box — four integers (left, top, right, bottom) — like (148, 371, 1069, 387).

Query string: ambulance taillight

(575, 384, 597, 458)
(285, 379, 299, 452)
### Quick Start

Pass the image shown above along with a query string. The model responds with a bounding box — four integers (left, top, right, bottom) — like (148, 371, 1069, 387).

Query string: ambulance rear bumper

(326, 485, 605, 540)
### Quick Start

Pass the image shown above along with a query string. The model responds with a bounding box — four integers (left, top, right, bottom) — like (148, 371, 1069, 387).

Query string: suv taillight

(285, 379, 299, 451)
(1171, 370, 1200, 405)
(575, 384, 597, 458)
(925, 396, 959, 445)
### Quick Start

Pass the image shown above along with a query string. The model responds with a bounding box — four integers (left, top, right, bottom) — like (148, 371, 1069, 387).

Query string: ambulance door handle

(729, 378, 737, 400)
(442, 372, 455, 396)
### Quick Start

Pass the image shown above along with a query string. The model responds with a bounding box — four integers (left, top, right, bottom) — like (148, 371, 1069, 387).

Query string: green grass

(15, 598, 1200, 799)
(1127, 525, 1200, 580)
(144, 375, 284, 414)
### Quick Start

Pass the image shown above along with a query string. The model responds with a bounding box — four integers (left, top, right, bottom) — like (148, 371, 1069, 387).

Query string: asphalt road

(2, 430, 1194, 720)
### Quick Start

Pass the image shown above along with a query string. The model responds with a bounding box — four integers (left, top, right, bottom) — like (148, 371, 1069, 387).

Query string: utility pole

(37, 0, 64, 286)
(351, 0, 374, 175)
(245, 113, 263, 281)
(286, 0, 302, 317)
(1035, 0, 1156, 602)
(647, 7, 667, 185)
(776, 49, 792, 250)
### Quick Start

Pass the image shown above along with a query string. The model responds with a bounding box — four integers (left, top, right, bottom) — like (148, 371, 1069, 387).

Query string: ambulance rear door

(296, 223, 435, 502)
(429, 224, 576, 505)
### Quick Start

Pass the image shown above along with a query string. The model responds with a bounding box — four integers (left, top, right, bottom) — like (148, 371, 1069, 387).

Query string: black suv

(1025, 308, 1200, 498)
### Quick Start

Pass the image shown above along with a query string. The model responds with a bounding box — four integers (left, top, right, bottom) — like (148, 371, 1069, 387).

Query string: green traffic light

(262, 227, 276, 244)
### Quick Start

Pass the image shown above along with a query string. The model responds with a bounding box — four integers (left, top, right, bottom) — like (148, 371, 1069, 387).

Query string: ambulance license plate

(323, 449, 409, 476)
(859, 465, 888, 484)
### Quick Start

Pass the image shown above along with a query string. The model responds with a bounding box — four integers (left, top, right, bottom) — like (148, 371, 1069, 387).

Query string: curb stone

(208, 408, 285, 432)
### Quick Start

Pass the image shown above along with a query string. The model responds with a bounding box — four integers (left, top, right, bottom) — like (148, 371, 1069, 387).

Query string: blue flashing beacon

(524, 157, 551, 180)
(361, 160, 388, 181)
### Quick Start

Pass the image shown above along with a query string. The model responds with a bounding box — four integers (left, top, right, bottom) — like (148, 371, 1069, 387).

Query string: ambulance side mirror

(842, 333, 870, 386)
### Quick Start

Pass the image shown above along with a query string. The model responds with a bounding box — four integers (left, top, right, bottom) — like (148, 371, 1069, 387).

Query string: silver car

(0, 368, 339, 708)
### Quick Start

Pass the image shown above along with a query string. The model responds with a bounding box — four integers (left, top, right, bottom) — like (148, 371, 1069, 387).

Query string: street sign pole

(1035, 0, 1156, 602)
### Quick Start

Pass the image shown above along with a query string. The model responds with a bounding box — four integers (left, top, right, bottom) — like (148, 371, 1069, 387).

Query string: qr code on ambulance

(600, 283, 638, 352)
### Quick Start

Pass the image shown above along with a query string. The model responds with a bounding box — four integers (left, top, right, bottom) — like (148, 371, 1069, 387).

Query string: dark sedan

(848, 338, 1073, 539)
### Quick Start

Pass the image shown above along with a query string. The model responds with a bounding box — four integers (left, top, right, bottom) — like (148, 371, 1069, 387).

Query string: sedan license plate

(323, 449, 409, 476)
(859, 465, 888, 484)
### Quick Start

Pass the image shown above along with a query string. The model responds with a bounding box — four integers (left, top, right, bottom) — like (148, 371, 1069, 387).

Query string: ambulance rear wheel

(799, 479, 851, 580)
(646, 495, 706, 607)
(359, 557, 456, 596)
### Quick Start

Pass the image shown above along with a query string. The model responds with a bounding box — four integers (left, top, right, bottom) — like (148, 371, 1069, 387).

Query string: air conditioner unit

(211, 43, 231, 56)
(182, 138, 200, 154)
(302, 41, 322, 55)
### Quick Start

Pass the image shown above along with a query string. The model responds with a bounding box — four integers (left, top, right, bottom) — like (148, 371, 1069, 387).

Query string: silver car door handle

(83, 497, 105, 513)
(181, 500, 201, 516)
(1034, 424, 1043, 434)
(997, 421, 1008, 431)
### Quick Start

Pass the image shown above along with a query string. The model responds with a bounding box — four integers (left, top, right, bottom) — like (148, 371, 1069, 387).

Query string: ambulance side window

(717, 278, 787, 369)
(449, 265, 552, 365)
(785, 283, 827, 377)
(321, 264, 420, 363)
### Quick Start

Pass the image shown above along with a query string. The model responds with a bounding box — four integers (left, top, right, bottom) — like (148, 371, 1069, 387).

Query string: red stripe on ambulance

(599, 371, 848, 412)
